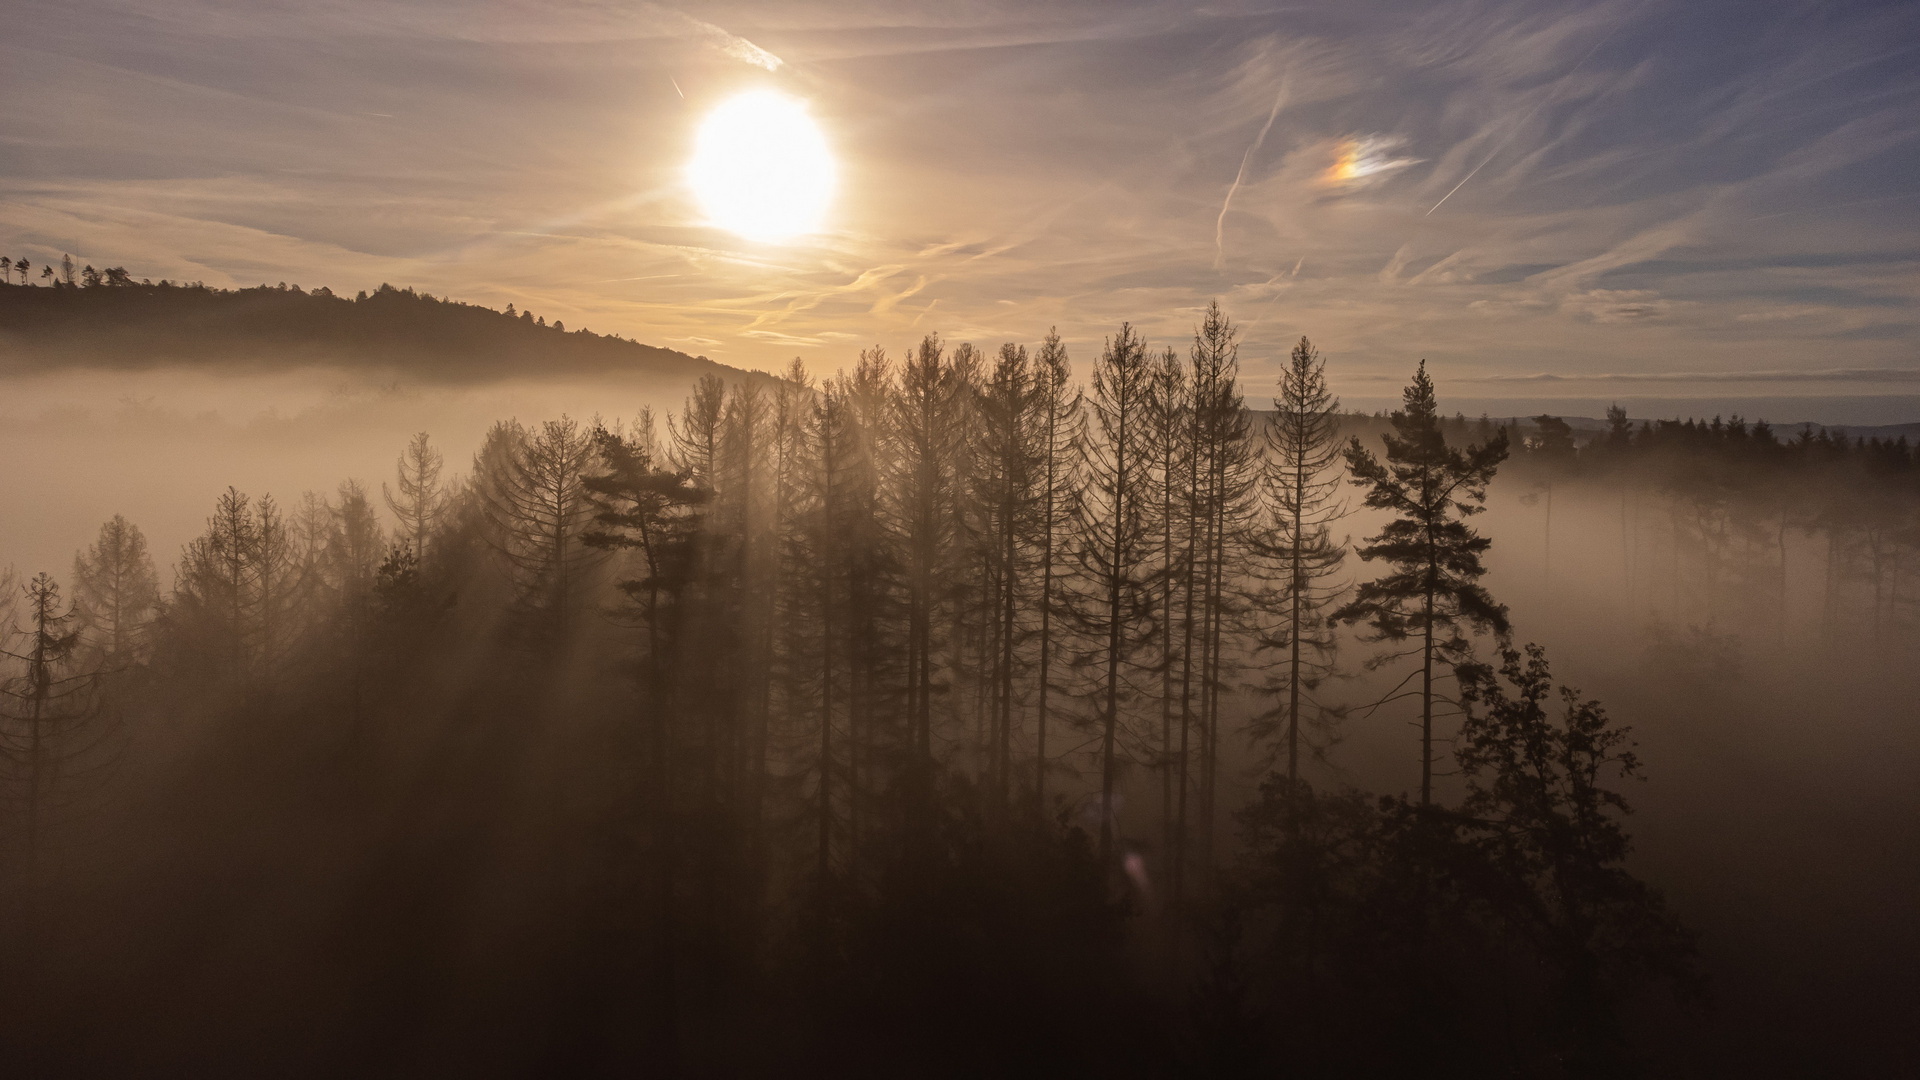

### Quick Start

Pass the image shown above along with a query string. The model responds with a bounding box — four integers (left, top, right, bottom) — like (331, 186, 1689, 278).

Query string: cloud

(1320, 135, 1422, 189)
(658, 8, 784, 70)
(1558, 288, 1674, 322)
(4, 0, 1917, 388)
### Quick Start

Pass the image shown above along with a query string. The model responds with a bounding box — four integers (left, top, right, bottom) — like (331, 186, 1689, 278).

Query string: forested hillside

(0, 269, 731, 384)
(1, 292, 1917, 1076)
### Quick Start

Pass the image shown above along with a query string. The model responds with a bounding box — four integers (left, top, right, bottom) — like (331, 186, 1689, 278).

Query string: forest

(0, 258, 724, 384)
(3, 278, 1919, 1077)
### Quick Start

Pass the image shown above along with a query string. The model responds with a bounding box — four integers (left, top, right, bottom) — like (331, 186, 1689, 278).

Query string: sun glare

(687, 90, 835, 243)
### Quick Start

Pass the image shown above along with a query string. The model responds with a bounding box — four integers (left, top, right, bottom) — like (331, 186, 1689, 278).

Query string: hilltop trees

(1337, 361, 1509, 805)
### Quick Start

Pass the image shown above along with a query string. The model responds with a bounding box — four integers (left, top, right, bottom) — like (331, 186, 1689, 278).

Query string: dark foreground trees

(1229, 641, 1698, 1078)
(0, 313, 1714, 1077)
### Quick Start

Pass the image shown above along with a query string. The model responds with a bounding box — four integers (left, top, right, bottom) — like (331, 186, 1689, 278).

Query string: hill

(0, 278, 743, 386)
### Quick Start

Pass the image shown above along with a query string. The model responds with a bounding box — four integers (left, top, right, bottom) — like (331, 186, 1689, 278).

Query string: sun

(687, 90, 835, 243)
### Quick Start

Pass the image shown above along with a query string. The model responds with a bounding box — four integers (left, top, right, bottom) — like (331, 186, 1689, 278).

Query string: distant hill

(0, 279, 747, 386)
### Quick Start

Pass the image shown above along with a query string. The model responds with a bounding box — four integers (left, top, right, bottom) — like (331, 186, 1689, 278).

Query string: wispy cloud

(4, 0, 1916, 396)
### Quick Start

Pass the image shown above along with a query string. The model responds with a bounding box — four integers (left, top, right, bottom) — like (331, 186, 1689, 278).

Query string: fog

(0, 333, 1915, 1076)
(0, 367, 719, 582)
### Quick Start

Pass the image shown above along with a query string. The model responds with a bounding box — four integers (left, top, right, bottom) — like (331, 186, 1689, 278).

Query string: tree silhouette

(472, 416, 604, 645)
(1336, 361, 1509, 805)
(1030, 328, 1081, 815)
(1454, 643, 1699, 1069)
(0, 574, 108, 883)
(1186, 300, 1257, 883)
(1253, 336, 1348, 783)
(1146, 343, 1191, 886)
(70, 514, 160, 668)
(382, 432, 449, 558)
(1526, 414, 1576, 589)
(1069, 322, 1157, 868)
(581, 421, 710, 1070)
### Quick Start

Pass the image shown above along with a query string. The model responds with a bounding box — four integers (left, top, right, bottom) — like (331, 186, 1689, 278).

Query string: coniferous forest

(3, 277, 1920, 1077)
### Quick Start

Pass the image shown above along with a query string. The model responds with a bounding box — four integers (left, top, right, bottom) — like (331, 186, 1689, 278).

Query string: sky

(3, 0, 1919, 416)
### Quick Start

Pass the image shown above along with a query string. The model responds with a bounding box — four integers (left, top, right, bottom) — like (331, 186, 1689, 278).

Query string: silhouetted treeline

(0, 305, 1702, 1076)
(0, 271, 730, 384)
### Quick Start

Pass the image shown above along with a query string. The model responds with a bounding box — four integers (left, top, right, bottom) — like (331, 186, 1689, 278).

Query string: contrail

(1426, 2, 1643, 217)
(670, 76, 685, 100)
(1215, 76, 1290, 269)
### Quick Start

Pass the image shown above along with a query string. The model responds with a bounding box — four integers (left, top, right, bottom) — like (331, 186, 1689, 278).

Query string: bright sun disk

(687, 90, 835, 243)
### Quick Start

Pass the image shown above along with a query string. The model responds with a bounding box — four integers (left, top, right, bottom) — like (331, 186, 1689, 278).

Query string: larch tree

(671, 374, 729, 488)
(1146, 344, 1191, 882)
(1070, 322, 1158, 868)
(1335, 361, 1509, 806)
(383, 432, 449, 558)
(974, 341, 1041, 806)
(70, 514, 161, 668)
(1031, 329, 1081, 815)
(1253, 336, 1348, 783)
(474, 416, 604, 644)
(1186, 300, 1258, 884)
(173, 487, 259, 677)
(891, 336, 961, 800)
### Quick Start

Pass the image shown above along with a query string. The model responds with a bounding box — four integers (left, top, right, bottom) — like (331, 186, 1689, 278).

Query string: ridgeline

(0, 277, 736, 384)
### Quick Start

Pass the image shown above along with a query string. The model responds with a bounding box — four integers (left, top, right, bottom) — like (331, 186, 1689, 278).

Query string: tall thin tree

(1335, 361, 1509, 805)
(1254, 336, 1348, 783)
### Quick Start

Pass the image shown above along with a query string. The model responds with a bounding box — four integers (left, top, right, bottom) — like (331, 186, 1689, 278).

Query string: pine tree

(1253, 336, 1347, 783)
(1336, 361, 1508, 805)
(581, 421, 710, 1070)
